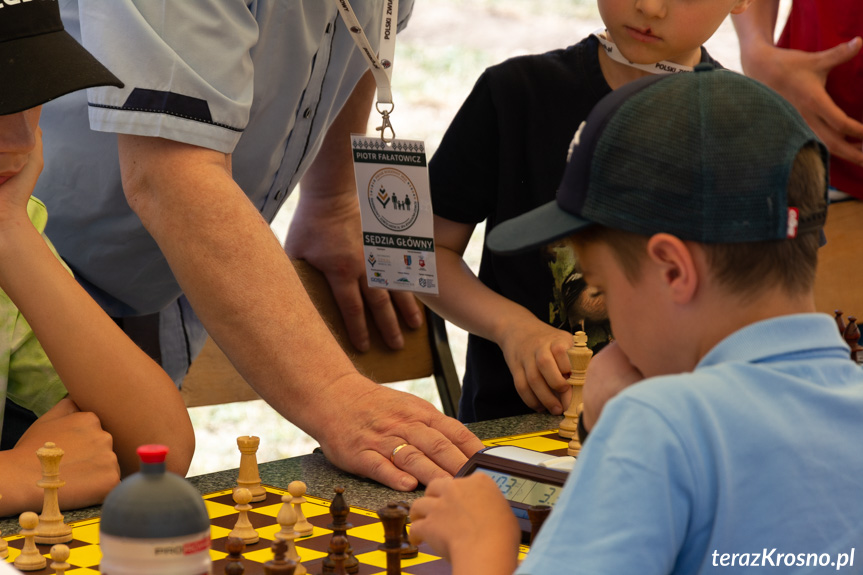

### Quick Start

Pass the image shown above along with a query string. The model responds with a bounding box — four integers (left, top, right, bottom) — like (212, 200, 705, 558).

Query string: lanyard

(333, 0, 399, 142)
(592, 29, 694, 74)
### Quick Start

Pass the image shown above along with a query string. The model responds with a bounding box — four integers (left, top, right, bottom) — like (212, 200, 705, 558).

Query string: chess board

(481, 428, 571, 457)
(2, 429, 568, 574)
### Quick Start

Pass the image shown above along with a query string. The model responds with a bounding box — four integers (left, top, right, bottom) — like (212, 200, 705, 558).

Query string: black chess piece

(528, 505, 552, 545)
(397, 501, 418, 559)
(330, 535, 350, 575)
(322, 486, 359, 574)
(224, 536, 246, 575)
(835, 309, 847, 335)
(378, 502, 406, 575)
(263, 537, 297, 575)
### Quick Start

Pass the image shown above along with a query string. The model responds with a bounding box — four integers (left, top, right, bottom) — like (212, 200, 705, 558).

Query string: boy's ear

(730, 0, 754, 15)
(645, 233, 698, 305)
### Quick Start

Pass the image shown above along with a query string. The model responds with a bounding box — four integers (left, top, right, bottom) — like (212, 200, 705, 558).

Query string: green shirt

(0, 198, 69, 443)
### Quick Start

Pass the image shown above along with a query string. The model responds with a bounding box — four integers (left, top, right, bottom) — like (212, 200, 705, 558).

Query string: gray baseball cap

(487, 64, 829, 255)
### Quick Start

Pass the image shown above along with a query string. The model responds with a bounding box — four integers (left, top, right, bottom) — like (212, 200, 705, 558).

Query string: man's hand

(410, 475, 520, 574)
(290, 70, 423, 352)
(497, 321, 574, 415)
(285, 191, 423, 352)
(313, 378, 484, 492)
(738, 34, 863, 167)
(0, 398, 120, 516)
(582, 341, 643, 430)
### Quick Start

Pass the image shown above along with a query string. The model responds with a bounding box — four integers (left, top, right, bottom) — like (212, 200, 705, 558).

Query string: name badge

(352, 135, 438, 294)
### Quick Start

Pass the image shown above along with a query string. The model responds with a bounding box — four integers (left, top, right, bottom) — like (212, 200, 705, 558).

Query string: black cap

(0, 0, 123, 115)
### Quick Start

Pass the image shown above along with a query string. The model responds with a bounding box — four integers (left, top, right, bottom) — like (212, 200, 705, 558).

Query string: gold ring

(390, 443, 409, 464)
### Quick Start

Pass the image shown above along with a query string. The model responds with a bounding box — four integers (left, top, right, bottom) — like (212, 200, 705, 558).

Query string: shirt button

(274, 189, 285, 201)
(303, 107, 312, 119)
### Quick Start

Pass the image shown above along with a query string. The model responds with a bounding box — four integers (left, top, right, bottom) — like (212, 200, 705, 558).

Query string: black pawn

(330, 535, 350, 575)
(263, 538, 297, 575)
(378, 502, 405, 575)
(397, 501, 418, 558)
(323, 487, 358, 574)
(224, 536, 246, 575)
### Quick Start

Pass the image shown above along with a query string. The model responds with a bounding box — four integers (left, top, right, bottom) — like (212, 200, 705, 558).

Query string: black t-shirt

(430, 35, 719, 422)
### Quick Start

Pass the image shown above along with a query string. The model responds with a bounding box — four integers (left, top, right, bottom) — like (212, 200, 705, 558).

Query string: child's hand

(410, 475, 520, 574)
(0, 397, 121, 516)
(0, 125, 43, 227)
(582, 341, 644, 430)
(498, 321, 574, 415)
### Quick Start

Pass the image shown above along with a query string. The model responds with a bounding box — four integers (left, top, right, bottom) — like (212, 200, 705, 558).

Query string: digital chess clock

(455, 446, 575, 541)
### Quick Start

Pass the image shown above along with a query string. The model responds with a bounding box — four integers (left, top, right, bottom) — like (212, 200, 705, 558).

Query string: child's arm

(0, 129, 194, 480)
(420, 216, 574, 415)
(0, 398, 121, 516)
(409, 475, 520, 575)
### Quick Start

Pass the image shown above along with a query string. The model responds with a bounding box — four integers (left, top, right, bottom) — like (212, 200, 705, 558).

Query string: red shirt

(778, 0, 863, 198)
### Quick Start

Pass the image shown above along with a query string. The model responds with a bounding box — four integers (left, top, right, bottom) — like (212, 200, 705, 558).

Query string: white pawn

(14, 511, 47, 571)
(50, 544, 71, 575)
(276, 495, 307, 575)
(287, 481, 313, 537)
(229, 487, 260, 544)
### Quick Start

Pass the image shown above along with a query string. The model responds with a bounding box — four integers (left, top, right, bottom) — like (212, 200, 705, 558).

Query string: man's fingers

(329, 279, 372, 352)
(353, 449, 419, 492)
(400, 423, 478, 481)
(390, 443, 451, 487)
(391, 290, 424, 329)
(359, 282, 405, 350)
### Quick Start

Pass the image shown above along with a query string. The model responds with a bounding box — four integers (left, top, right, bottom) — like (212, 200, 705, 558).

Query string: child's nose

(634, 0, 667, 19)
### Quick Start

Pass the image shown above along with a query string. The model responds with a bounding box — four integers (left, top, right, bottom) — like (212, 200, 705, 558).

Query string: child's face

(598, 0, 752, 67)
(0, 107, 42, 187)
(575, 240, 677, 378)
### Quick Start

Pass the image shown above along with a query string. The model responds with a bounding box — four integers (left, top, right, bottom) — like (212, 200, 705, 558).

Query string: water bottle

(99, 445, 211, 574)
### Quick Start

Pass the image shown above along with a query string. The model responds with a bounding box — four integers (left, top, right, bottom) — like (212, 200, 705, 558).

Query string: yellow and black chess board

(2, 429, 571, 573)
(481, 428, 571, 456)
(3, 486, 531, 574)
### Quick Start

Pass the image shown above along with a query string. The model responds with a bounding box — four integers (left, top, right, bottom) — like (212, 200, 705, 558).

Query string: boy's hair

(574, 144, 826, 298)
(485, 66, 830, 269)
(0, 0, 122, 115)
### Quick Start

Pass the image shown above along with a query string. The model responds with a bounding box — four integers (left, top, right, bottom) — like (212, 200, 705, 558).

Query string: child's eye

(585, 286, 604, 298)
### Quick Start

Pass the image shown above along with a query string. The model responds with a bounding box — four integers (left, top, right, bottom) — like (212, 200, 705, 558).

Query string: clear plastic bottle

(99, 445, 211, 575)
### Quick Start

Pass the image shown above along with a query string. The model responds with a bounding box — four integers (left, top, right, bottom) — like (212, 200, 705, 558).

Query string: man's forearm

(118, 135, 363, 432)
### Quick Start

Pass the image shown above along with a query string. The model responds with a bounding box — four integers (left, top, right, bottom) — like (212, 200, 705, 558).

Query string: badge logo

(368, 254, 377, 267)
(367, 168, 419, 232)
(419, 257, 425, 268)
(404, 255, 412, 266)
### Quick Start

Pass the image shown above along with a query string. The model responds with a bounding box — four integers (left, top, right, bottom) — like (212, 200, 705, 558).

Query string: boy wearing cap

(0, 0, 194, 516)
(409, 67, 863, 574)
(421, 0, 755, 423)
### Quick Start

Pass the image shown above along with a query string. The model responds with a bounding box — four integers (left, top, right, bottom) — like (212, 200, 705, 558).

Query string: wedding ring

(390, 443, 409, 464)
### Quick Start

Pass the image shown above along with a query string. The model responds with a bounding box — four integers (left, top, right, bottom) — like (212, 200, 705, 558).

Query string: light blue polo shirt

(519, 314, 863, 574)
(37, 0, 414, 316)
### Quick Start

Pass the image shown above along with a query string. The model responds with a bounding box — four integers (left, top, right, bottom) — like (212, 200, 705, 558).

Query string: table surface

(1, 412, 561, 536)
